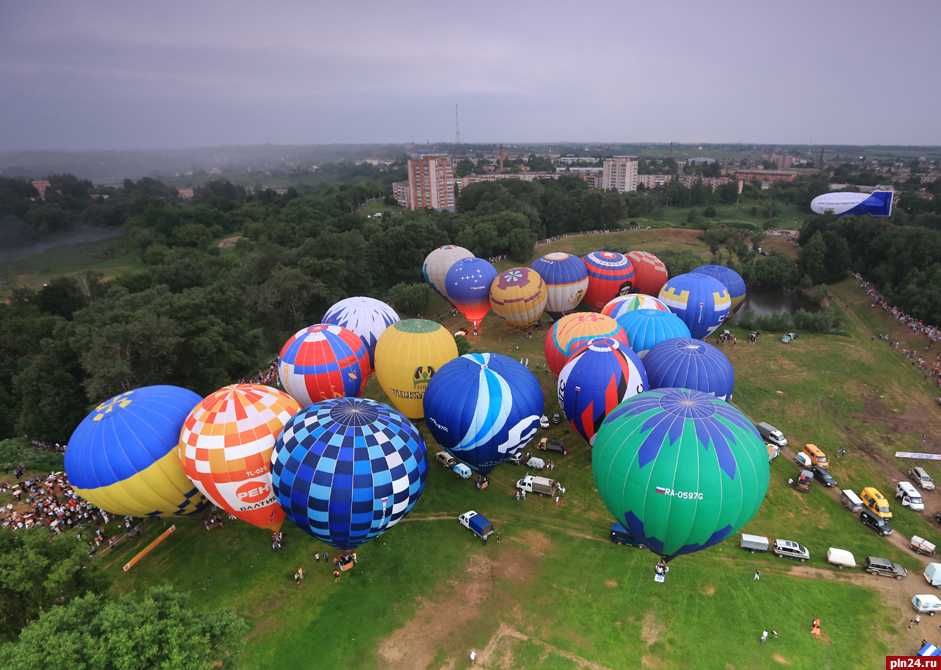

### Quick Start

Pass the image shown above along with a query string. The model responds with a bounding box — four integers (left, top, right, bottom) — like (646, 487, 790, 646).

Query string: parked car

(539, 415, 550, 429)
(813, 465, 837, 487)
(435, 452, 457, 468)
(897, 481, 925, 511)
(551, 413, 561, 425)
(860, 509, 894, 536)
(864, 556, 908, 580)
(911, 466, 936, 490)
(756, 422, 787, 447)
(772, 539, 810, 562)
(538, 438, 567, 455)
(609, 522, 646, 548)
(508, 452, 523, 465)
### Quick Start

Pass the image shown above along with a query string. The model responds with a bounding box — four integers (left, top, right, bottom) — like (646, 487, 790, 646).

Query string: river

(735, 286, 819, 320)
(0, 227, 126, 265)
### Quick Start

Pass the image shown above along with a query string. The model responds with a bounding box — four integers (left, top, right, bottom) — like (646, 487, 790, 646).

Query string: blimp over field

(810, 191, 893, 217)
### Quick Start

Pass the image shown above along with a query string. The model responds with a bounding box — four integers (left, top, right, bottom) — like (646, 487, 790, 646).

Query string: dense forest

(2, 168, 941, 444)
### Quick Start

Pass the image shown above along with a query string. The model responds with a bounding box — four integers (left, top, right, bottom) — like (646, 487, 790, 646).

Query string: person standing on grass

(315, 553, 320, 564)
(470, 650, 477, 666)
(754, 570, 760, 580)
(333, 570, 340, 583)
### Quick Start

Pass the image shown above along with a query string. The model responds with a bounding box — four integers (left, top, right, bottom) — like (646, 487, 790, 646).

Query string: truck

(516, 475, 557, 496)
(458, 511, 495, 543)
(756, 422, 787, 447)
(538, 438, 567, 455)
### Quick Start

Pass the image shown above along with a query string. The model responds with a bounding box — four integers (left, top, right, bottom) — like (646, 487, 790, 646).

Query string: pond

(735, 286, 819, 321)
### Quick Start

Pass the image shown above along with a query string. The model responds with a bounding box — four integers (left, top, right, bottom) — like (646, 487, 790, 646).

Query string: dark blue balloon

(643, 337, 735, 401)
(271, 397, 427, 551)
(691, 265, 746, 315)
(423, 353, 544, 475)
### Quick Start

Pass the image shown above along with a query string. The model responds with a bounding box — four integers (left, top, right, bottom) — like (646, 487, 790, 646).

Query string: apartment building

(601, 157, 638, 193)
(407, 155, 455, 210)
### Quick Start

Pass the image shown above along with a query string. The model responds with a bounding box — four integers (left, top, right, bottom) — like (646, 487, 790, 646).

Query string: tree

(600, 191, 627, 227)
(455, 334, 473, 356)
(0, 586, 247, 670)
(388, 283, 430, 316)
(0, 530, 108, 641)
(797, 231, 828, 285)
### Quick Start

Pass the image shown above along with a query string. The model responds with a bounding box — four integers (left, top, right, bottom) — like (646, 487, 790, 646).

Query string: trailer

(913, 536, 939, 558)
(740, 533, 769, 554)
(841, 489, 863, 513)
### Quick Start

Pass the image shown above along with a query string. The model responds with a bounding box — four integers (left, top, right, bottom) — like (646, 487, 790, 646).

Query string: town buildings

(406, 155, 455, 210)
(601, 157, 638, 193)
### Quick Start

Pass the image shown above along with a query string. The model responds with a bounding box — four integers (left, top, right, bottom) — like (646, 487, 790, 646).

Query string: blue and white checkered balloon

(271, 397, 428, 550)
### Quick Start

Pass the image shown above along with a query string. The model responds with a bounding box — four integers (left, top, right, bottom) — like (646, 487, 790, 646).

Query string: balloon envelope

(489, 267, 547, 330)
(643, 337, 735, 401)
(601, 294, 668, 321)
(626, 251, 669, 296)
(279, 324, 370, 406)
(529, 252, 589, 319)
(544, 313, 628, 377)
(424, 353, 543, 474)
(423, 245, 473, 300)
(65, 386, 209, 518)
(557, 337, 648, 446)
(691, 265, 746, 316)
(593, 388, 769, 560)
(271, 397, 427, 551)
(374, 319, 459, 419)
(615, 309, 692, 359)
(658, 273, 731, 340)
(445, 257, 498, 326)
(583, 251, 636, 311)
(322, 297, 400, 368)
(178, 384, 301, 530)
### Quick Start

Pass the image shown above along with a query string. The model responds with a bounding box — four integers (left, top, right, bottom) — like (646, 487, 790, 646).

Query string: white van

(913, 594, 941, 615)
(897, 481, 925, 511)
(827, 547, 857, 569)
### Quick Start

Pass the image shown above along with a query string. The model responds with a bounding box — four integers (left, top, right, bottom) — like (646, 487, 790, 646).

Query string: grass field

(6, 226, 941, 668)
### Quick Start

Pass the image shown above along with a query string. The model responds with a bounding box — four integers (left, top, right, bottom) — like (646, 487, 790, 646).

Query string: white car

(540, 415, 550, 429)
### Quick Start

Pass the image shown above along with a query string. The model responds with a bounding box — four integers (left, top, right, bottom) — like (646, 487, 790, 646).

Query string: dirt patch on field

(773, 653, 791, 664)
(217, 236, 245, 248)
(605, 579, 618, 588)
(641, 656, 665, 668)
(702, 584, 716, 596)
(641, 611, 663, 648)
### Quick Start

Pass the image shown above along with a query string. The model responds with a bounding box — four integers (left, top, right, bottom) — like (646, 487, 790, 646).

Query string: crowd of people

(857, 273, 941, 389)
(28, 439, 67, 453)
(239, 361, 281, 388)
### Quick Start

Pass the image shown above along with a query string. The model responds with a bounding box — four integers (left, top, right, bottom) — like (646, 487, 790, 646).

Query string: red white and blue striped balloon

(583, 251, 636, 311)
(557, 337, 648, 446)
(278, 324, 371, 407)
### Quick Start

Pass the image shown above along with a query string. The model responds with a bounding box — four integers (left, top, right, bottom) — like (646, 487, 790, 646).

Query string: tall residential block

(601, 157, 638, 193)
(407, 155, 455, 210)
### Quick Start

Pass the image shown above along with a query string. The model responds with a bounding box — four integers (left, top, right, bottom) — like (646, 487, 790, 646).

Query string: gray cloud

(1, 0, 939, 149)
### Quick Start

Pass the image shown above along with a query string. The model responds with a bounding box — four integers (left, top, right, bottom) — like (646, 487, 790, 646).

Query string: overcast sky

(1, 0, 939, 150)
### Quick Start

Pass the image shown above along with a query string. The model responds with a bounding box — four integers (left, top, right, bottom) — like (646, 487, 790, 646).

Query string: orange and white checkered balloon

(178, 384, 301, 530)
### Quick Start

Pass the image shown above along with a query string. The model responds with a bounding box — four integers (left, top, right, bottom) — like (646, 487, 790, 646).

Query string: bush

(738, 309, 793, 332)
(455, 334, 473, 356)
(793, 307, 843, 333)
(810, 284, 829, 304)
(0, 438, 65, 471)
(388, 282, 430, 316)
(703, 206, 717, 218)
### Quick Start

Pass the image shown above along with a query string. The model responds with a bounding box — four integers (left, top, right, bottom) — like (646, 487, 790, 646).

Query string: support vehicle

(796, 470, 813, 492)
(515, 475, 556, 496)
(539, 415, 550, 429)
(860, 509, 893, 536)
(435, 452, 456, 468)
(897, 481, 925, 511)
(526, 457, 545, 470)
(864, 556, 908, 580)
(911, 466, 936, 490)
(458, 511, 494, 542)
(740, 534, 769, 554)
(913, 595, 941, 616)
(772, 539, 810, 562)
(912, 536, 938, 558)
(538, 438, 567, 455)
(453, 463, 472, 479)
(802, 444, 829, 469)
(841, 489, 863, 513)
(756, 422, 787, 447)
(551, 413, 561, 425)
(861, 486, 893, 520)
(610, 522, 646, 548)
(813, 465, 837, 487)
(925, 563, 941, 588)
(766, 443, 780, 462)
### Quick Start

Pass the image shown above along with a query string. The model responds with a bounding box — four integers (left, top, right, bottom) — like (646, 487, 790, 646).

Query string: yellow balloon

(374, 319, 458, 418)
(489, 267, 547, 330)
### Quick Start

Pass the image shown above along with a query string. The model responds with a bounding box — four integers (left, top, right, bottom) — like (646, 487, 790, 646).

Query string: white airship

(810, 191, 893, 217)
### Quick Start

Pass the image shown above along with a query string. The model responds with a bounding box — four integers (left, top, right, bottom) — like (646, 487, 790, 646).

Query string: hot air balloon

(583, 251, 636, 311)
(322, 297, 400, 369)
(446, 257, 498, 326)
(489, 268, 547, 330)
(643, 337, 735, 401)
(557, 337, 648, 446)
(278, 324, 370, 406)
(691, 265, 746, 316)
(615, 309, 692, 359)
(65, 386, 209, 518)
(178, 384, 301, 530)
(544, 313, 628, 377)
(658, 273, 731, 340)
(423, 353, 543, 474)
(593, 388, 769, 561)
(530, 252, 589, 320)
(626, 251, 669, 296)
(373, 319, 459, 419)
(423, 245, 473, 300)
(601, 294, 669, 320)
(271, 397, 427, 551)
